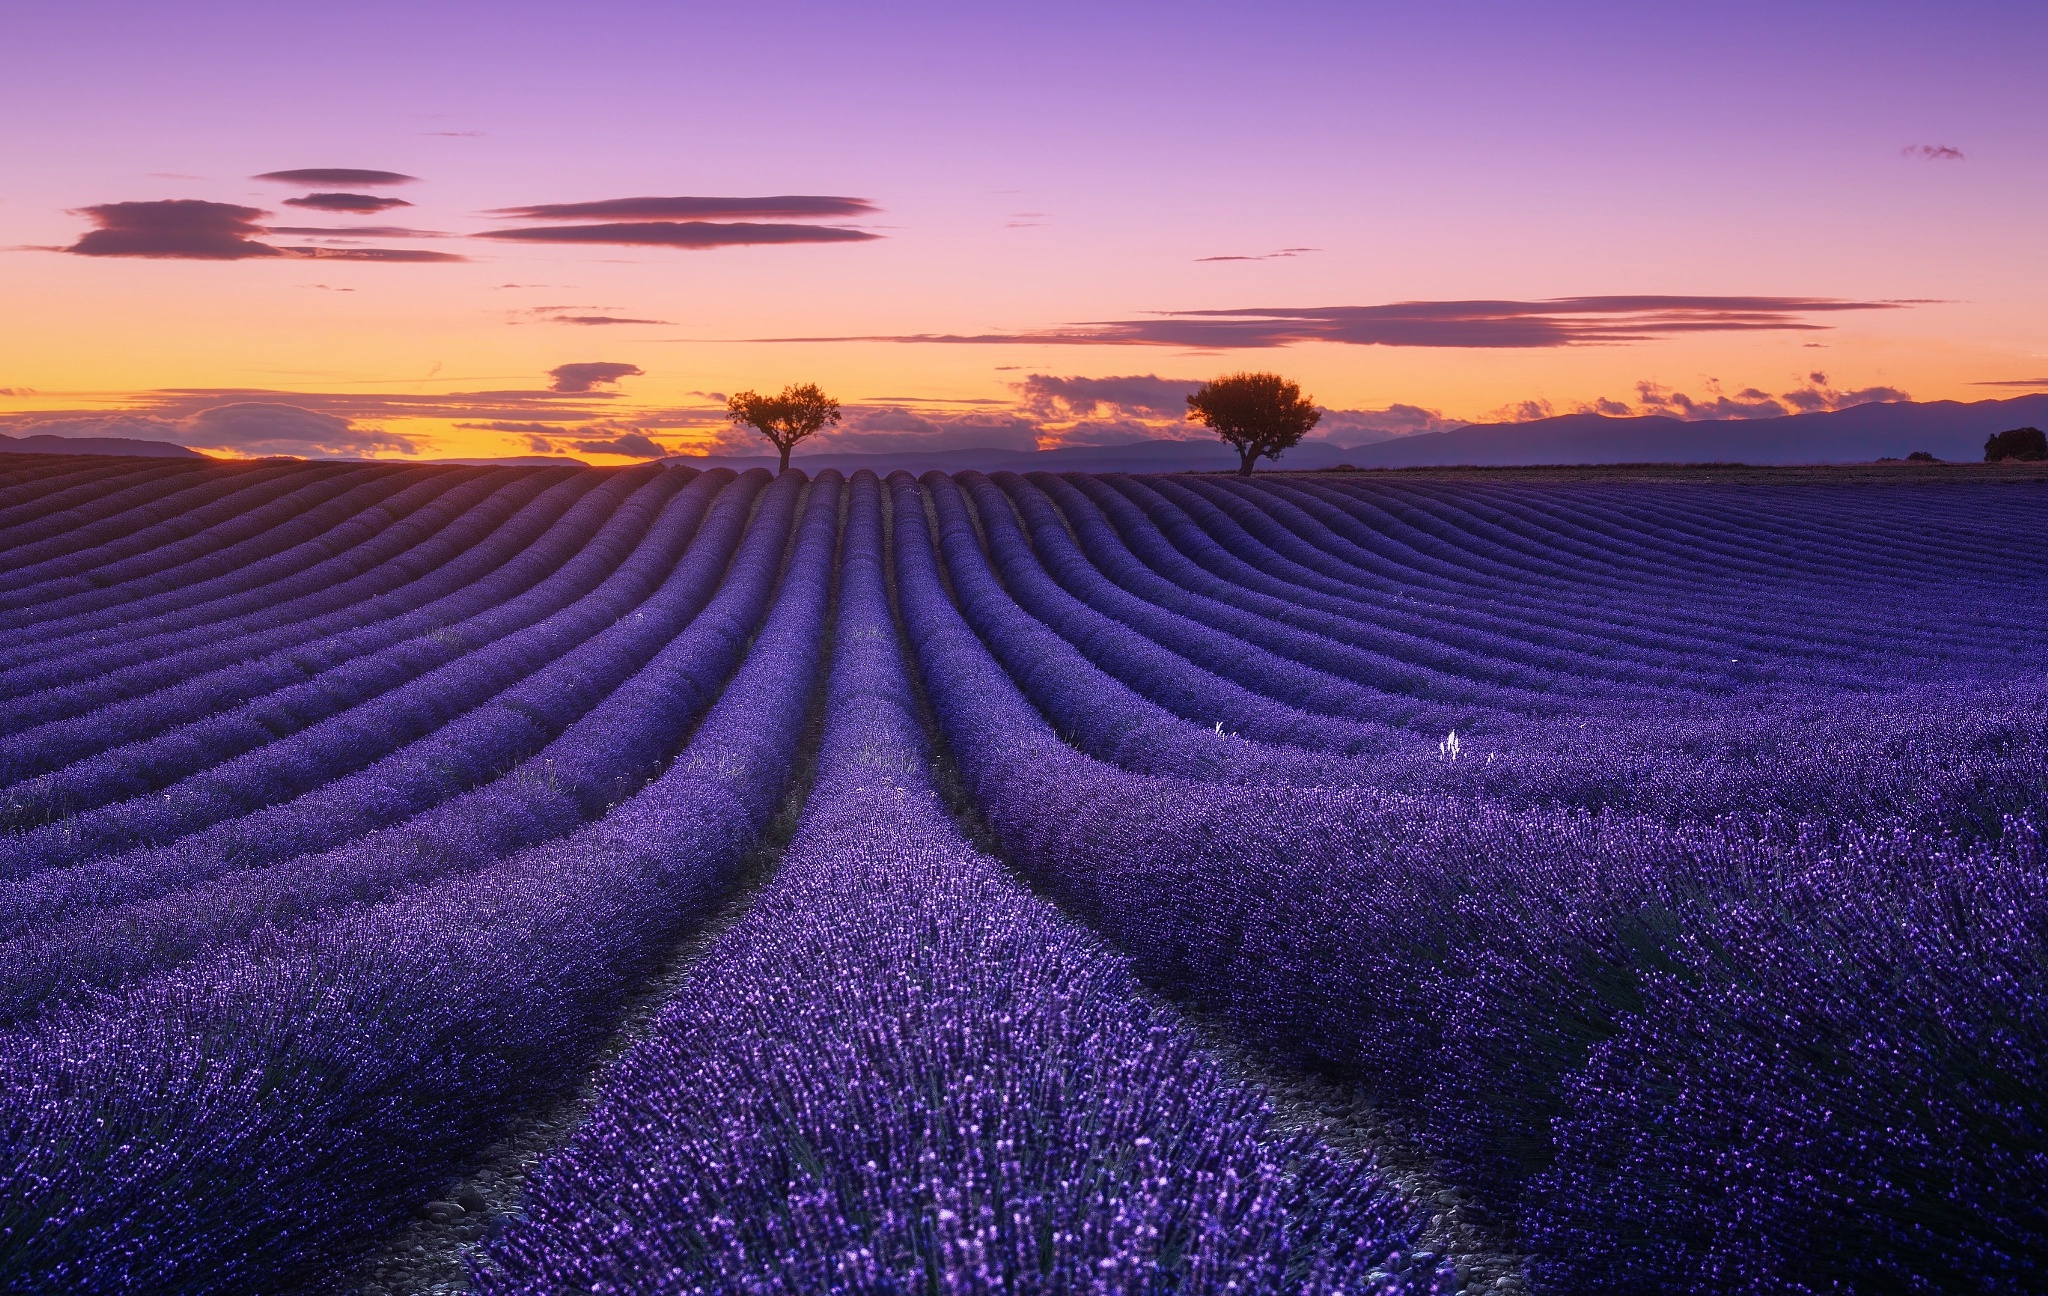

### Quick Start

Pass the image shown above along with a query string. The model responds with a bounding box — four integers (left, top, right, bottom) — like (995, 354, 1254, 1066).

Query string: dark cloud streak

(60, 199, 463, 261)
(254, 168, 418, 186)
(493, 195, 876, 220)
(537, 315, 673, 326)
(268, 226, 451, 238)
(480, 221, 879, 248)
(766, 296, 1909, 350)
(282, 193, 414, 213)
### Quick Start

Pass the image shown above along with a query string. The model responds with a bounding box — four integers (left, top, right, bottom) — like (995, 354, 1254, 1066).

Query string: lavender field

(0, 451, 2042, 1295)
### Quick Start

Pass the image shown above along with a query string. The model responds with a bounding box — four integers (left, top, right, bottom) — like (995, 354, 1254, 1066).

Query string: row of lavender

(893, 468, 2048, 1292)
(0, 458, 1429, 1292)
(0, 453, 2038, 1292)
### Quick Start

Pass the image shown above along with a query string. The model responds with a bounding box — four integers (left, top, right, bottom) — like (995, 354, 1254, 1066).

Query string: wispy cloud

(267, 225, 451, 238)
(286, 247, 464, 261)
(1195, 247, 1319, 262)
(1901, 144, 1965, 161)
(253, 168, 418, 186)
(57, 199, 464, 261)
(761, 295, 1910, 350)
(282, 193, 413, 213)
(542, 315, 670, 326)
(1972, 376, 2048, 388)
(478, 221, 879, 249)
(491, 195, 876, 220)
(520, 306, 673, 326)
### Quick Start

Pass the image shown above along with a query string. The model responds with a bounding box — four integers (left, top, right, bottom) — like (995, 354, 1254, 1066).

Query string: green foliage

(1184, 372, 1322, 475)
(1984, 427, 2047, 462)
(726, 383, 843, 471)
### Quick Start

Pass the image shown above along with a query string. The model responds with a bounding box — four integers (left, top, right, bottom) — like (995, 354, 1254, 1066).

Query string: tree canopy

(1985, 426, 2047, 462)
(726, 383, 842, 472)
(1185, 372, 1322, 476)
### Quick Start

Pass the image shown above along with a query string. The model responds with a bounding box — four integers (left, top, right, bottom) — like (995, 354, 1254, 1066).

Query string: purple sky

(4, 0, 2044, 460)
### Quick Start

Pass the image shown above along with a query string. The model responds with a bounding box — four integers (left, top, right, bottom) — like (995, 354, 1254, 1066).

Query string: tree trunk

(778, 444, 792, 474)
(1237, 446, 1257, 476)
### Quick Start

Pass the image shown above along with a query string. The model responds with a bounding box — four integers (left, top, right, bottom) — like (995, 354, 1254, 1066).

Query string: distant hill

(1335, 395, 2048, 468)
(6, 393, 2043, 471)
(674, 438, 1367, 476)
(0, 431, 204, 459)
(676, 395, 2048, 474)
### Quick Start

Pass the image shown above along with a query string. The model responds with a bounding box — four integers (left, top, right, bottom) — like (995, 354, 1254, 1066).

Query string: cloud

(1489, 398, 1560, 423)
(565, 431, 665, 458)
(548, 361, 644, 393)
(478, 221, 880, 248)
(816, 406, 1041, 454)
(1971, 376, 2048, 388)
(1041, 418, 1185, 448)
(1313, 403, 1466, 441)
(1777, 373, 1910, 413)
(1, 402, 416, 457)
(765, 295, 1909, 350)
(523, 307, 672, 326)
(1619, 375, 1909, 421)
(286, 246, 465, 262)
(0, 379, 674, 462)
(65, 200, 281, 260)
(267, 225, 450, 238)
(58, 199, 464, 261)
(1013, 373, 1204, 418)
(492, 195, 877, 220)
(282, 193, 413, 213)
(1901, 144, 1964, 161)
(254, 168, 418, 186)
(1195, 247, 1319, 262)
(180, 402, 417, 455)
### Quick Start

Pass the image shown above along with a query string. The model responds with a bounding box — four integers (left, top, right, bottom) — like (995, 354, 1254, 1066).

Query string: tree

(1984, 426, 2047, 462)
(726, 383, 841, 473)
(1185, 372, 1322, 476)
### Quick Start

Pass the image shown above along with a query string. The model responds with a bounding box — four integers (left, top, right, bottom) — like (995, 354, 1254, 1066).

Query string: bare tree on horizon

(726, 383, 842, 473)
(1185, 372, 1322, 476)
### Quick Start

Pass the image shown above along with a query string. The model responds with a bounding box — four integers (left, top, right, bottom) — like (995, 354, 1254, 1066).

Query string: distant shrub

(1984, 427, 2048, 462)
(1907, 450, 1939, 462)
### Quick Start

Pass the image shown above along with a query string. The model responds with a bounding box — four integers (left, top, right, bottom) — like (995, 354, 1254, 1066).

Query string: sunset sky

(4, 0, 2045, 463)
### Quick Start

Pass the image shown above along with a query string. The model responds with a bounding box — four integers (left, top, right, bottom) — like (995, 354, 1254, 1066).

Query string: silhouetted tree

(1185, 372, 1322, 476)
(1985, 426, 2048, 462)
(1906, 450, 1939, 463)
(726, 383, 842, 473)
